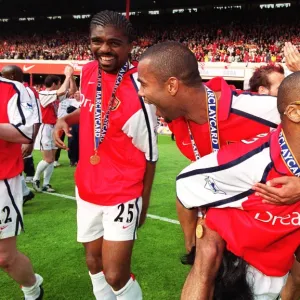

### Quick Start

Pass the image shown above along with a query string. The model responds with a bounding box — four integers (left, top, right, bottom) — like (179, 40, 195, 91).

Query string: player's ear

(258, 86, 269, 95)
(167, 77, 179, 96)
(285, 105, 300, 123)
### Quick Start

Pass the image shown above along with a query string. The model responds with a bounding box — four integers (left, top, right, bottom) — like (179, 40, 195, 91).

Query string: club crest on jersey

(204, 176, 226, 195)
(111, 97, 121, 111)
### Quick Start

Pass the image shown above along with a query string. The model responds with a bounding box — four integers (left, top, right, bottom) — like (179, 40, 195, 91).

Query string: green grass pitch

(0, 135, 192, 300)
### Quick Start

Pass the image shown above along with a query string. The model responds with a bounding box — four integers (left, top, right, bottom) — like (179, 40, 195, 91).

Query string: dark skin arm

(139, 161, 156, 227)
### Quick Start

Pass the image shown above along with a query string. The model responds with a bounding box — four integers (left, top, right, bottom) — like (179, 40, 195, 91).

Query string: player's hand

(53, 118, 72, 150)
(284, 42, 300, 72)
(22, 144, 33, 158)
(64, 65, 74, 77)
(252, 176, 300, 205)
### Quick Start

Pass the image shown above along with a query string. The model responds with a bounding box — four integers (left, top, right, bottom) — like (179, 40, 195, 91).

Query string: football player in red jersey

(0, 77, 43, 299)
(1, 65, 41, 204)
(53, 11, 158, 300)
(32, 67, 76, 193)
(176, 72, 300, 299)
(137, 41, 300, 299)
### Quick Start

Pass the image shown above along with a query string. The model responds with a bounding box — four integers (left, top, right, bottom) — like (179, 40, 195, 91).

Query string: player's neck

(184, 86, 208, 124)
(282, 122, 300, 162)
(184, 86, 221, 125)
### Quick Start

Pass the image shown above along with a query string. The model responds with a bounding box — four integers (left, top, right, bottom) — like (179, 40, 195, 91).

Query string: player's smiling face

(138, 59, 179, 122)
(90, 25, 132, 74)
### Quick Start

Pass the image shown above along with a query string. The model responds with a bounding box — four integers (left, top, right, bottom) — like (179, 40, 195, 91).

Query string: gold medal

(196, 224, 204, 239)
(90, 154, 100, 165)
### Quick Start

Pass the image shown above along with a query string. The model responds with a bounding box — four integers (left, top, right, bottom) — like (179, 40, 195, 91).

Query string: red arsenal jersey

(0, 77, 34, 179)
(76, 61, 158, 206)
(39, 90, 67, 124)
(177, 126, 300, 276)
(169, 77, 280, 161)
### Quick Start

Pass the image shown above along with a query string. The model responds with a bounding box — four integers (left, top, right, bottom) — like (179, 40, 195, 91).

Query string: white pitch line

(43, 191, 77, 201)
(42, 191, 180, 225)
(146, 214, 179, 225)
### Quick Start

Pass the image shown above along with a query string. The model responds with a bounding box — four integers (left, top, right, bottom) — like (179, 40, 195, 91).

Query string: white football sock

(89, 271, 116, 300)
(33, 160, 49, 181)
(113, 276, 142, 300)
(22, 274, 43, 300)
(21, 175, 30, 196)
(43, 163, 54, 186)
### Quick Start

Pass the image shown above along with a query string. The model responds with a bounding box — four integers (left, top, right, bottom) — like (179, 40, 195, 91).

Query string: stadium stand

(0, 6, 299, 62)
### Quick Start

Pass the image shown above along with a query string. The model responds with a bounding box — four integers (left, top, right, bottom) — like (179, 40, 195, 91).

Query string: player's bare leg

(181, 219, 225, 300)
(176, 199, 197, 253)
(0, 237, 43, 299)
(102, 239, 142, 299)
(84, 237, 104, 274)
(84, 237, 116, 299)
(0, 237, 36, 285)
(281, 248, 300, 300)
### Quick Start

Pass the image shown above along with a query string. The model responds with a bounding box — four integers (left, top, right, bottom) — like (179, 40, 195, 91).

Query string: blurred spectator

(249, 64, 285, 96)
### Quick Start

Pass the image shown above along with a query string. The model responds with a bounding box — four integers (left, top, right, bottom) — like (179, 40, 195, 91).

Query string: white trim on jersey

(39, 90, 69, 108)
(3, 78, 35, 141)
(176, 141, 272, 209)
(121, 73, 158, 162)
(122, 107, 158, 162)
(38, 90, 57, 108)
(231, 93, 280, 128)
(25, 86, 41, 124)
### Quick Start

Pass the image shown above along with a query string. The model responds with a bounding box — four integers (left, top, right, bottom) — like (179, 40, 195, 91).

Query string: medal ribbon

(205, 86, 220, 153)
(94, 61, 129, 152)
(278, 129, 300, 177)
(187, 86, 220, 161)
(187, 123, 201, 160)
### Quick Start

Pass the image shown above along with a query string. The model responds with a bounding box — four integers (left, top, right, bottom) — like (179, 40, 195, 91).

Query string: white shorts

(0, 176, 24, 240)
(34, 124, 57, 151)
(246, 265, 288, 300)
(76, 189, 142, 243)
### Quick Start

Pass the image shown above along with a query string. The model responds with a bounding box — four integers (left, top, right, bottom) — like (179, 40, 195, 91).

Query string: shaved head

(140, 41, 202, 87)
(277, 71, 300, 116)
(1, 65, 23, 82)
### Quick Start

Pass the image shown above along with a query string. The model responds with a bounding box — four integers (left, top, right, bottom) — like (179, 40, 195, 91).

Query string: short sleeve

(39, 90, 57, 108)
(8, 82, 35, 141)
(122, 102, 158, 162)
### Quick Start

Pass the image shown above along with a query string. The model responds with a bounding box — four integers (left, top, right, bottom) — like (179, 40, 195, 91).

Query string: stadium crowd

(0, 6, 299, 63)
(1, 6, 300, 299)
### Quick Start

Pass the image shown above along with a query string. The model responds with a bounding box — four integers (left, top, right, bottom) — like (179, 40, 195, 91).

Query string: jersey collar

(205, 77, 233, 122)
